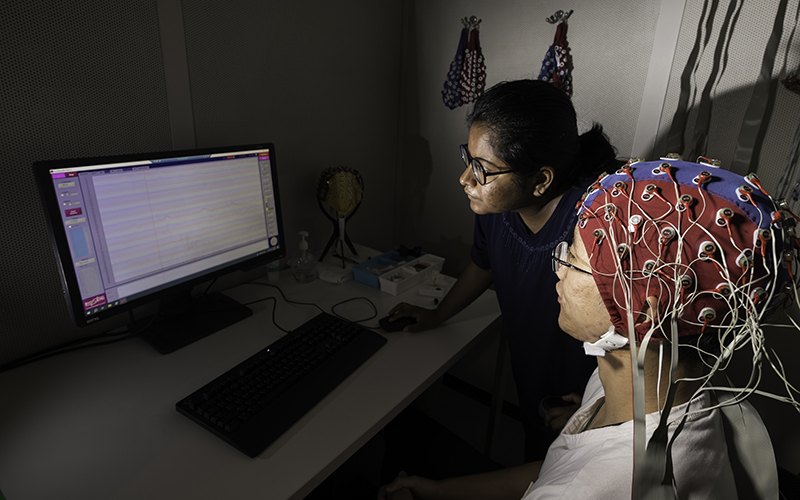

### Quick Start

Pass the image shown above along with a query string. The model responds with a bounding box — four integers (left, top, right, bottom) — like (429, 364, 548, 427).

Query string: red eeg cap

(577, 159, 782, 341)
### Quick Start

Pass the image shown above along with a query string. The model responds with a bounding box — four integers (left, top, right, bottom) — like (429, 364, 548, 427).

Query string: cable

(331, 296, 379, 324)
(244, 281, 382, 331)
(0, 310, 159, 374)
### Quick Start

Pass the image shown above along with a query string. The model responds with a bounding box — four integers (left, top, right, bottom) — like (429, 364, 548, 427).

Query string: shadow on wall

(402, 134, 434, 217)
(650, 77, 799, 179)
(648, 79, 780, 172)
(395, 1, 475, 277)
(400, 133, 474, 277)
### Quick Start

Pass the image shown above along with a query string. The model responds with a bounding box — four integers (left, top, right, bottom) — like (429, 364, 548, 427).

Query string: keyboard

(175, 312, 387, 457)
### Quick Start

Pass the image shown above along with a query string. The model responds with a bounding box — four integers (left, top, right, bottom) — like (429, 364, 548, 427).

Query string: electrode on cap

(716, 208, 734, 226)
(698, 241, 716, 260)
(604, 204, 616, 221)
(592, 228, 605, 244)
(642, 184, 657, 202)
(744, 172, 763, 192)
(737, 184, 753, 202)
(698, 307, 716, 322)
(753, 228, 771, 247)
(751, 288, 768, 303)
(660, 226, 676, 244)
(653, 163, 670, 175)
(677, 194, 693, 211)
(713, 283, 732, 299)
(737, 249, 754, 271)
(697, 156, 721, 167)
(628, 214, 643, 233)
(693, 170, 713, 185)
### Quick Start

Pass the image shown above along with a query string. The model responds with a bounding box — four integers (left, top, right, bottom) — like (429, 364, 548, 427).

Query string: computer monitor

(33, 143, 285, 354)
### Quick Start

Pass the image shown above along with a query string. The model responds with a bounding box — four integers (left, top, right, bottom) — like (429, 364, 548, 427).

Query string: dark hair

(676, 332, 724, 370)
(466, 79, 622, 197)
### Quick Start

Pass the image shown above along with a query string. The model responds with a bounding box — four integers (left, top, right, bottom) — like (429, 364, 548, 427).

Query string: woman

(388, 79, 621, 459)
(380, 158, 792, 499)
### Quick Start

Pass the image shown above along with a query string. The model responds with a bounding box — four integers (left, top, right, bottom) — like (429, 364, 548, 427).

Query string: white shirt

(522, 369, 737, 500)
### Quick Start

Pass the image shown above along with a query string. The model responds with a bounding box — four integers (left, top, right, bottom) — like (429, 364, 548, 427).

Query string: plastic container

(352, 251, 408, 288)
(378, 254, 445, 295)
(266, 260, 281, 282)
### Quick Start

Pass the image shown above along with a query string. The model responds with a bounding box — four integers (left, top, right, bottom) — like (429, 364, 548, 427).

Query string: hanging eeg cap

(576, 156, 797, 342)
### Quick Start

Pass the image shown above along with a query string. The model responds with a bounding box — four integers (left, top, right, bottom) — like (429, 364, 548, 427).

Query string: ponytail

(570, 124, 624, 188)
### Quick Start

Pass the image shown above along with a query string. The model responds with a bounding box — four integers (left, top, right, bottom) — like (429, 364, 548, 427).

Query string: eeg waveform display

(91, 158, 268, 285)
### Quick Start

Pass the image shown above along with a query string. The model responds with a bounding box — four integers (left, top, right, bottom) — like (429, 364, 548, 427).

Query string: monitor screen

(33, 143, 285, 353)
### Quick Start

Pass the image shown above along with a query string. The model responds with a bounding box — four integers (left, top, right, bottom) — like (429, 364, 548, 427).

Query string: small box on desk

(352, 251, 409, 288)
(379, 254, 445, 296)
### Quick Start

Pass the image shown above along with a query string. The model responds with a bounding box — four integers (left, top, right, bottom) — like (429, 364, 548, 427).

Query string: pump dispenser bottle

(291, 231, 316, 283)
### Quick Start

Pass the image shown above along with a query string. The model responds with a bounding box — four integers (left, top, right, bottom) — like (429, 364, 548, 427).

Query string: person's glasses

(460, 144, 515, 185)
(551, 241, 592, 275)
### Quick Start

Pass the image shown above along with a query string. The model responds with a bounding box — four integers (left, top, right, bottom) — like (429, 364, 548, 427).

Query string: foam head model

(577, 157, 796, 345)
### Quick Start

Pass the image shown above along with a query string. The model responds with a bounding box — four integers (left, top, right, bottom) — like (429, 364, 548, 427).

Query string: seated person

(379, 158, 791, 499)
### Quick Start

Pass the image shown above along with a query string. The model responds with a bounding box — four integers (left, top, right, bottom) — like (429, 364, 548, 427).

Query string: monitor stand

(138, 291, 253, 354)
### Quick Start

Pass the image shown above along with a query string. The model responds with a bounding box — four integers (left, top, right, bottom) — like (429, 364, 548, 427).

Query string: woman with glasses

(387, 79, 621, 460)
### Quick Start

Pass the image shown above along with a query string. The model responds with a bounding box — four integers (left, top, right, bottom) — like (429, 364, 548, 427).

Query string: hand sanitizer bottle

(291, 231, 316, 283)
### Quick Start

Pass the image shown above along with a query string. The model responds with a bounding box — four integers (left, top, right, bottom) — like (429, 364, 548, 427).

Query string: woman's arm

(378, 461, 543, 500)
(387, 261, 493, 332)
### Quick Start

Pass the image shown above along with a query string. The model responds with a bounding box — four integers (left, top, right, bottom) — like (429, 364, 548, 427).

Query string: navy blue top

(470, 186, 597, 425)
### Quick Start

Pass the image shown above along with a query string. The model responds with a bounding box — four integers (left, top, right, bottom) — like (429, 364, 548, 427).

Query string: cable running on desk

(244, 281, 381, 331)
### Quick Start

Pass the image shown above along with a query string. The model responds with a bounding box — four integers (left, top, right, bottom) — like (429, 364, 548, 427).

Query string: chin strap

(583, 325, 630, 356)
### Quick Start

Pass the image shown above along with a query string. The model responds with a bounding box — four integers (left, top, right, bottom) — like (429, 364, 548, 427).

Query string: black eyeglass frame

(551, 240, 593, 275)
(460, 144, 516, 185)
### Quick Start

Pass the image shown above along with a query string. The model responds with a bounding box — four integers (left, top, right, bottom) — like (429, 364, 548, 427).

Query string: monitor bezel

(33, 142, 285, 328)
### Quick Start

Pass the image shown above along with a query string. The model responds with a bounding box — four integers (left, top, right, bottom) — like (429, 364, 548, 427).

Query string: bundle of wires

(576, 156, 800, 498)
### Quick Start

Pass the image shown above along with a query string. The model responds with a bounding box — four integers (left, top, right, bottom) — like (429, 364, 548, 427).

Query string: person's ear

(636, 296, 660, 326)
(532, 166, 556, 197)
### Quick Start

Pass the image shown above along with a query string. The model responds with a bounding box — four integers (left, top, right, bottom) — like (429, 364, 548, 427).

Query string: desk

(0, 272, 501, 499)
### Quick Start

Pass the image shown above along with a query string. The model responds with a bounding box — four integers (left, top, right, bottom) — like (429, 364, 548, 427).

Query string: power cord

(0, 310, 159, 374)
(245, 281, 382, 331)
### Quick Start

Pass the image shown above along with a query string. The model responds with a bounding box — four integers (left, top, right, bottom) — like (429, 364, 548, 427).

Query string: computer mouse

(379, 315, 417, 332)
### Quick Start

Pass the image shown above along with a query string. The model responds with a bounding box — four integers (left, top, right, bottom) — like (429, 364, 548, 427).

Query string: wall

(0, 0, 402, 365)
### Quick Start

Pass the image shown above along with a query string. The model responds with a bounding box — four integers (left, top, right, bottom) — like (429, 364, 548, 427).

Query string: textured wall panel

(0, 1, 172, 365)
(654, 0, 800, 188)
(182, 1, 402, 260)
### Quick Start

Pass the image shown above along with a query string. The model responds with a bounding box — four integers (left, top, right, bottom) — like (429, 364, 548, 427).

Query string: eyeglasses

(460, 144, 515, 185)
(551, 241, 592, 275)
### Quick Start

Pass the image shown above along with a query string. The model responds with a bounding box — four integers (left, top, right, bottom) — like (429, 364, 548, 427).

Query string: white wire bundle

(578, 158, 800, 499)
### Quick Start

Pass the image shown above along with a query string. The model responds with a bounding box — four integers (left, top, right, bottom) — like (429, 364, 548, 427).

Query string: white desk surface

(0, 271, 500, 500)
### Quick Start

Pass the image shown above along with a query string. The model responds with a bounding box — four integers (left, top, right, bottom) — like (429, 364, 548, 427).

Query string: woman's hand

(543, 393, 582, 433)
(386, 303, 442, 332)
(377, 472, 440, 500)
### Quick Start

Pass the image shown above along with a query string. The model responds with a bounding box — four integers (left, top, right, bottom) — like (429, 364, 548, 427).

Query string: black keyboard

(176, 312, 387, 457)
